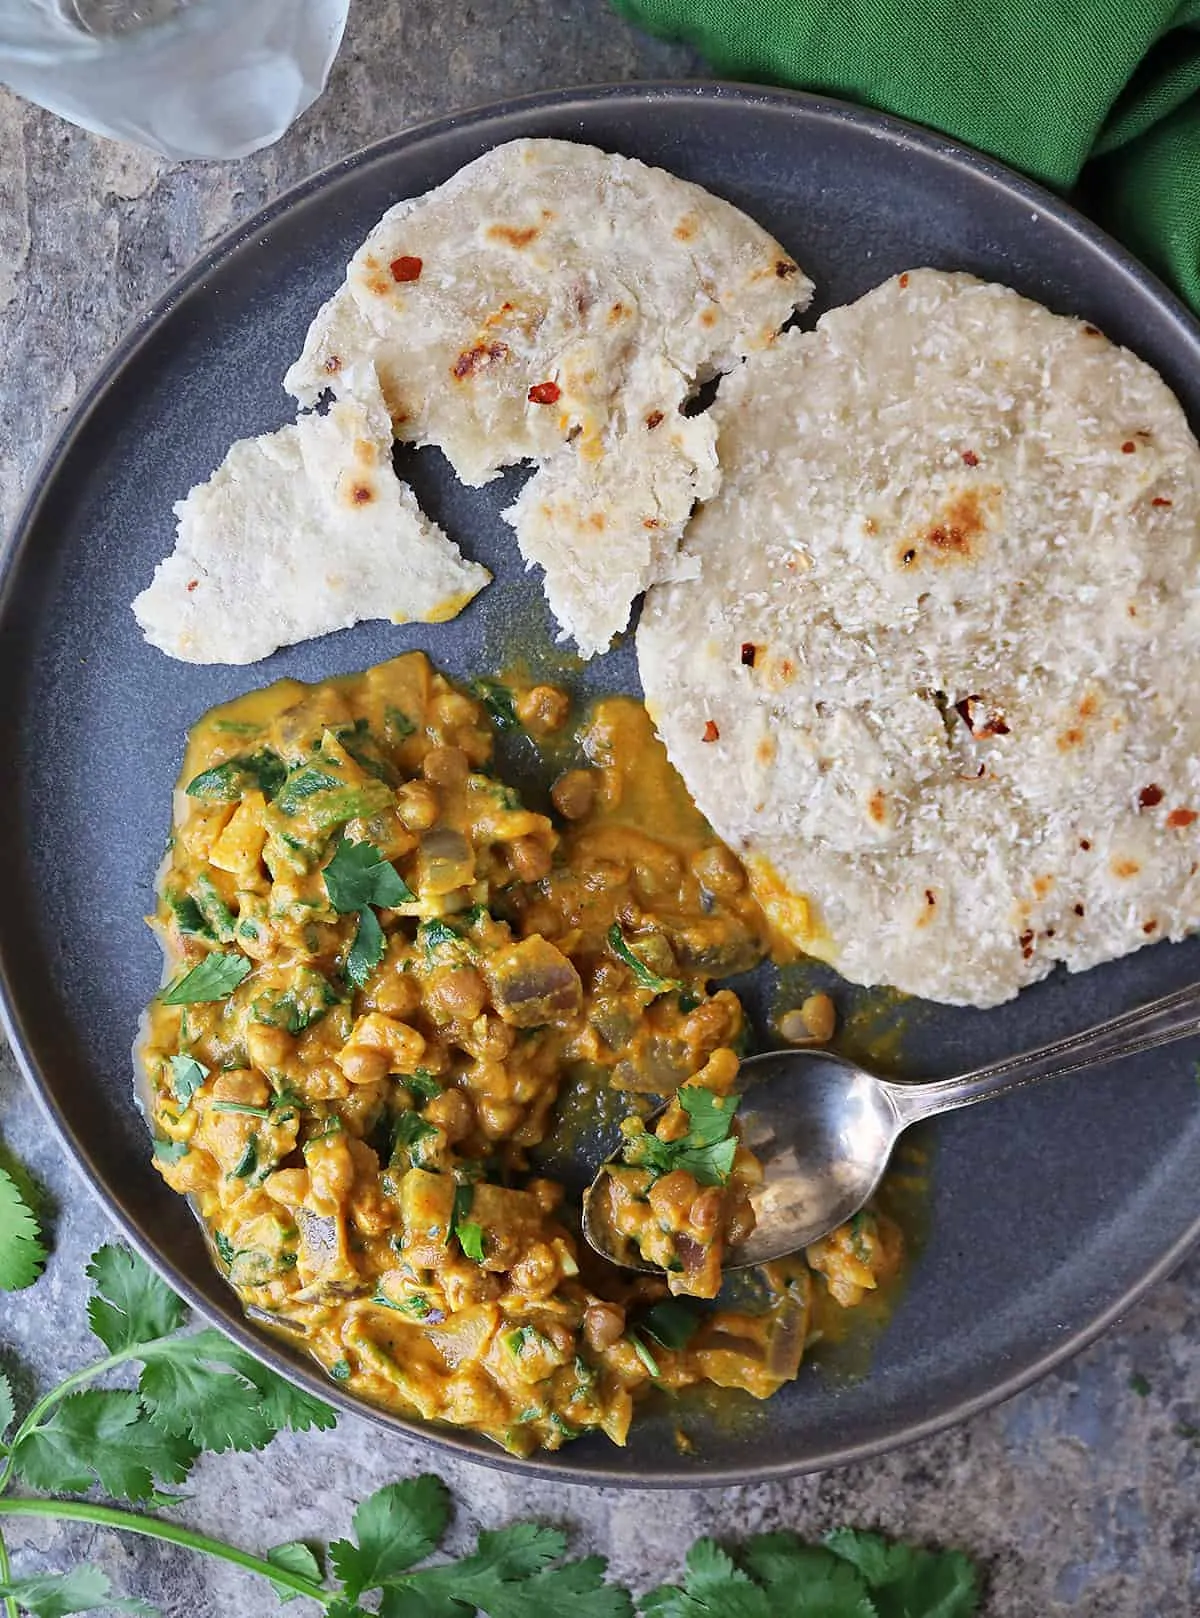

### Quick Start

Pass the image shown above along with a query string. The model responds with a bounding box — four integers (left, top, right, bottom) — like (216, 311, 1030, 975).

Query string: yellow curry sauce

(140, 653, 898, 1454)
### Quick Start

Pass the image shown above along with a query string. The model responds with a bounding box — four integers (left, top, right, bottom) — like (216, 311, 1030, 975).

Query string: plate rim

(3, 77, 1200, 1488)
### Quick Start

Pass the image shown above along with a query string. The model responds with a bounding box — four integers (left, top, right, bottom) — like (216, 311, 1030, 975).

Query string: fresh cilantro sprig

(324, 837, 412, 990)
(159, 952, 251, 1005)
(323, 838, 414, 912)
(642, 1530, 979, 1618)
(627, 1087, 740, 1187)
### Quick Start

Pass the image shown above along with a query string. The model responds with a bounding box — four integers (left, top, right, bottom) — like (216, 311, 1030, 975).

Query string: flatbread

(285, 137, 810, 655)
(133, 369, 489, 665)
(638, 269, 1200, 1007)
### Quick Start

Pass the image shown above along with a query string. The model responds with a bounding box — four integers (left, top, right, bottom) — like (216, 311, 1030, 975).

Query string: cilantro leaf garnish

(185, 749, 286, 803)
(606, 924, 682, 996)
(0, 1566, 155, 1616)
(405, 1068, 443, 1101)
(152, 1139, 189, 1165)
(160, 951, 250, 1005)
(324, 838, 415, 912)
(274, 764, 341, 813)
(0, 1162, 46, 1291)
(330, 1476, 449, 1600)
(627, 1085, 741, 1188)
(345, 906, 385, 988)
(392, 1111, 438, 1157)
(639, 1298, 702, 1351)
(168, 1053, 208, 1108)
(449, 1182, 486, 1262)
(456, 1221, 486, 1263)
(629, 1335, 661, 1379)
(12, 1388, 199, 1501)
(469, 676, 519, 731)
(823, 1530, 980, 1617)
(86, 1245, 186, 1353)
(267, 1541, 325, 1604)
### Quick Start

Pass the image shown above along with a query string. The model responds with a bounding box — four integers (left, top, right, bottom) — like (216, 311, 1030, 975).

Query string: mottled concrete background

(0, 4, 1197, 1613)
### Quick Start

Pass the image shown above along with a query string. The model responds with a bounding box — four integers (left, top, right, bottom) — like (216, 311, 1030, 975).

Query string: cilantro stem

(0, 1340, 166, 1497)
(0, 1525, 18, 1618)
(0, 1499, 331, 1605)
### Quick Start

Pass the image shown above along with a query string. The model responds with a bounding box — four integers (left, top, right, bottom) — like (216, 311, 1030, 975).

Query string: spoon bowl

(584, 977, 1200, 1276)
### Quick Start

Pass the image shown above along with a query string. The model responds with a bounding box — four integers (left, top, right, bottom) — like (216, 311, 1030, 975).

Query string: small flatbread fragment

(638, 269, 1200, 1007)
(133, 370, 489, 664)
(285, 138, 810, 654)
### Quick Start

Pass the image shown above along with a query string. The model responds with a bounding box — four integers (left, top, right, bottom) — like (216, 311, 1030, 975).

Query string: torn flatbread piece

(638, 269, 1200, 1007)
(133, 370, 489, 665)
(285, 137, 810, 655)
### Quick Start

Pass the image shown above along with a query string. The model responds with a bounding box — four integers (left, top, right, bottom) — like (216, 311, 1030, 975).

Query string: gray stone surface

(0, 3, 1198, 1613)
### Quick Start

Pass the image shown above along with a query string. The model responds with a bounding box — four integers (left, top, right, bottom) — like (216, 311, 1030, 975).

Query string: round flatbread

(285, 137, 810, 655)
(638, 269, 1200, 1007)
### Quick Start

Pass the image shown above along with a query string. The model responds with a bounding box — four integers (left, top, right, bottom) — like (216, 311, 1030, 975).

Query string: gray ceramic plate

(3, 83, 1200, 1486)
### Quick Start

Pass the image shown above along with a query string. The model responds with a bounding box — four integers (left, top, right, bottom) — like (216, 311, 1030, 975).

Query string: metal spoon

(583, 978, 1200, 1273)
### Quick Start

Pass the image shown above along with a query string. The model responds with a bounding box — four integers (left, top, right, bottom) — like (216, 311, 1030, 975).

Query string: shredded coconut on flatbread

(285, 138, 810, 655)
(133, 368, 489, 665)
(638, 269, 1200, 1007)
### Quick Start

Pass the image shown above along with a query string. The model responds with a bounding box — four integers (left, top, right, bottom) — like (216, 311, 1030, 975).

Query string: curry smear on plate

(139, 653, 900, 1455)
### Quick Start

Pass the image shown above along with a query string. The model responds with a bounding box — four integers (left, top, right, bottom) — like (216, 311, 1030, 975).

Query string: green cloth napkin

(613, 0, 1200, 313)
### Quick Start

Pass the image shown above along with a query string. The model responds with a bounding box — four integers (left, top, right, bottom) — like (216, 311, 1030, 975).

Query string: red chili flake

(1019, 928, 1035, 960)
(898, 272, 910, 288)
(702, 720, 720, 743)
(186, 579, 198, 592)
(956, 696, 1010, 738)
(1168, 808, 1198, 828)
(350, 484, 373, 505)
(961, 450, 979, 467)
(1121, 440, 1136, 454)
(740, 643, 757, 667)
(1138, 784, 1164, 809)
(1151, 497, 1173, 508)
(390, 255, 423, 283)
(528, 381, 561, 405)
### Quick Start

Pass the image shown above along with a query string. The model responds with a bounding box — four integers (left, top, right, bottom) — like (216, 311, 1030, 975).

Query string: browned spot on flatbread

(1111, 856, 1141, 879)
(1058, 727, 1084, 750)
(867, 790, 886, 825)
(1078, 693, 1099, 719)
(347, 481, 375, 506)
(1032, 875, 1054, 900)
(674, 214, 698, 241)
(487, 223, 539, 248)
(896, 487, 997, 568)
(452, 340, 510, 381)
(324, 355, 341, 375)
(1168, 807, 1198, 828)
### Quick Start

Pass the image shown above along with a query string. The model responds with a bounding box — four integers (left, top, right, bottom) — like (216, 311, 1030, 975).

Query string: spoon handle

(881, 978, 1200, 1126)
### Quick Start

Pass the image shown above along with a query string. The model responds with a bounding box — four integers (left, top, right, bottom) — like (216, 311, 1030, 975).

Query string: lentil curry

(140, 653, 899, 1455)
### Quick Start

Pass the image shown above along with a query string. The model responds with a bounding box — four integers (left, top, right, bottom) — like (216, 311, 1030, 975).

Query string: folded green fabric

(613, 0, 1200, 313)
